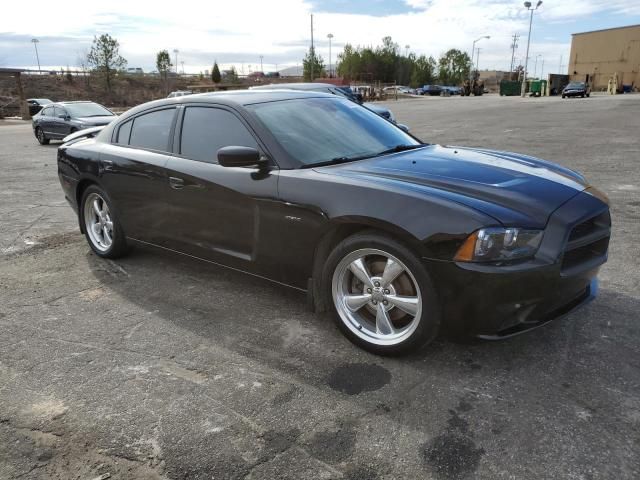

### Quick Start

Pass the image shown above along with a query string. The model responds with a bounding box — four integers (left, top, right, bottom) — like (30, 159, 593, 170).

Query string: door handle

(169, 176, 184, 189)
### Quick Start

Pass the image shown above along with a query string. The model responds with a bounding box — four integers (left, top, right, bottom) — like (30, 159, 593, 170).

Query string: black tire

(322, 231, 441, 355)
(581, 94, 585, 98)
(586, 93, 590, 98)
(80, 185, 129, 259)
(35, 127, 49, 145)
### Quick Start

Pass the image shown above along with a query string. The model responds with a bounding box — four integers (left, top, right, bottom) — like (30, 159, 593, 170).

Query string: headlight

(454, 227, 543, 262)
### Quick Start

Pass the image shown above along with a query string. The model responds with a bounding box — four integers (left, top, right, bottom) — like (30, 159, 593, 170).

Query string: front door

(162, 105, 279, 272)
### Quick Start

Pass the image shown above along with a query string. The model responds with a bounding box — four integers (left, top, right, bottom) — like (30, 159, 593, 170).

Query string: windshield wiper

(374, 143, 426, 156)
(301, 153, 374, 169)
(301, 144, 427, 169)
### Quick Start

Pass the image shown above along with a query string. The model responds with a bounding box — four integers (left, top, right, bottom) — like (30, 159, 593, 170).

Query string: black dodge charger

(57, 90, 610, 354)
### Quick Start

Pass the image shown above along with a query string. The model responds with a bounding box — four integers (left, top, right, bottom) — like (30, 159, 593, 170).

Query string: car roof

(250, 82, 340, 91)
(56, 101, 99, 105)
(108, 90, 338, 125)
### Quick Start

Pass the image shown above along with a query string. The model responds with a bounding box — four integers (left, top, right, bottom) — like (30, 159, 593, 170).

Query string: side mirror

(217, 146, 265, 168)
(397, 123, 410, 133)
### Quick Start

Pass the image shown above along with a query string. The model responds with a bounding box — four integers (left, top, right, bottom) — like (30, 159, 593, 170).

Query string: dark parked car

(562, 82, 590, 98)
(421, 85, 442, 96)
(250, 83, 398, 125)
(26, 98, 53, 116)
(32, 101, 116, 145)
(57, 91, 610, 354)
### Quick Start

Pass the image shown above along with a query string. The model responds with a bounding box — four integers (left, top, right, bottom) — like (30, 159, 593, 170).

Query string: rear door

(162, 105, 279, 272)
(99, 107, 177, 243)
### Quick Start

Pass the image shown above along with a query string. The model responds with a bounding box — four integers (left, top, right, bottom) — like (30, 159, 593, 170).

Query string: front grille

(561, 210, 611, 275)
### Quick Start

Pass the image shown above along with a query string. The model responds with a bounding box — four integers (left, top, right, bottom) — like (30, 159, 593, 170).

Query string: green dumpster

(529, 80, 547, 97)
(500, 80, 522, 96)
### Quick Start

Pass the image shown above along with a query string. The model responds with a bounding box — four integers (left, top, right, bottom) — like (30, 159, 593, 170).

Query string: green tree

(437, 49, 470, 85)
(211, 62, 221, 83)
(156, 50, 172, 81)
(303, 47, 325, 81)
(86, 33, 127, 92)
(226, 66, 239, 83)
(410, 55, 437, 87)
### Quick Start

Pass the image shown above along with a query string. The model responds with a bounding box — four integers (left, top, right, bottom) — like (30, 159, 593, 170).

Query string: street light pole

(260, 55, 264, 73)
(405, 44, 410, 57)
(327, 33, 333, 77)
(521, 1, 543, 97)
(31, 38, 41, 73)
(470, 36, 490, 83)
(476, 48, 482, 73)
(173, 49, 179, 74)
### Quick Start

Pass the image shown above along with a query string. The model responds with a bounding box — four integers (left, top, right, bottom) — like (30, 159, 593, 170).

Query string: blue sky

(1, 0, 639, 76)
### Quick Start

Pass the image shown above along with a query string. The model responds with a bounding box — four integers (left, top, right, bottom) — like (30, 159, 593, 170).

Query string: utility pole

(31, 38, 41, 73)
(173, 49, 179, 74)
(558, 54, 563, 74)
(405, 45, 410, 57)
(475, 48, 482, 73)
(310, 14, 314, 81)
(509, 33, 519, 74)
(327, 33, 334, 77)
(259, 55, 264, 73)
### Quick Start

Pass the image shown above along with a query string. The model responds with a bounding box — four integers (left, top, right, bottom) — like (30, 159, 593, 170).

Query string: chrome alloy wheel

(84, 192, 114, 252)
(332, 248, 422, 346)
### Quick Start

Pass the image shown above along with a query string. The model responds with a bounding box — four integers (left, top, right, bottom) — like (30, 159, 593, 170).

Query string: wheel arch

(75, 177, 101, 233)
(310, 216, 423, 313)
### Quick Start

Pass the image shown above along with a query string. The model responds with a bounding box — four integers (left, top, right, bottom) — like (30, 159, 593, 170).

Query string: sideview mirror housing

(217, 146, 265, 168)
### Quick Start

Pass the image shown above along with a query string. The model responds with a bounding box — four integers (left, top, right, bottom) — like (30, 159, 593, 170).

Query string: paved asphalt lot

(1, 94, 639, 480)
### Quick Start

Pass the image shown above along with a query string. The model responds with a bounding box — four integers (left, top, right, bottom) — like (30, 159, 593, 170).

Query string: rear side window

(180, 107, 258, 163)
(117, 120, 132, 144)
(128, 108, 175, 151)
(41, 106, 52, 116)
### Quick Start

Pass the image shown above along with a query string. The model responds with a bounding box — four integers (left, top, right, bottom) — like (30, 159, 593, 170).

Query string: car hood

(76, 116, 116, 125)
(314, 144, 589, 227)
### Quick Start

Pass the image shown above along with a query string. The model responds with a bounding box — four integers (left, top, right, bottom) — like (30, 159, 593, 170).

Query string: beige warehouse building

(568, 24, 640, 91)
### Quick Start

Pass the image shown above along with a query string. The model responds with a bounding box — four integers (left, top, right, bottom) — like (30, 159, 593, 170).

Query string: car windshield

(33, 99, 52, 104)
(567, 82, 585, 88)
(64, 103, 113, 117)
(248, 97, 421, 167)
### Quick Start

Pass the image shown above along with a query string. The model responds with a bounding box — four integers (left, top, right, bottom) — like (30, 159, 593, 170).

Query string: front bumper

(424, 191, 609, 338)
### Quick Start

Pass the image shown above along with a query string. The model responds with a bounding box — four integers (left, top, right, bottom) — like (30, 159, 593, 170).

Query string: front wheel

(80, 185, 128, 258)
(324, 232, 440, 355)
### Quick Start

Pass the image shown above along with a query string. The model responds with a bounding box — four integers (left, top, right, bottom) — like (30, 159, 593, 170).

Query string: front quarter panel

(274, 168, 497, 285)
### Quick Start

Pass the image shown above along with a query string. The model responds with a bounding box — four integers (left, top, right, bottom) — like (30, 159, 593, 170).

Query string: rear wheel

(80, 185, 128, 258)
(35, 127, 49, 145)
(324, 232, 440, 355)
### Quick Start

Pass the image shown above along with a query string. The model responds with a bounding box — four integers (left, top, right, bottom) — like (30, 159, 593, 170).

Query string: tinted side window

(129, 108, 175, 151)
(117, 119, 133, 144)
(180, 107, 258, 163)
(41, 106, 52, 116)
